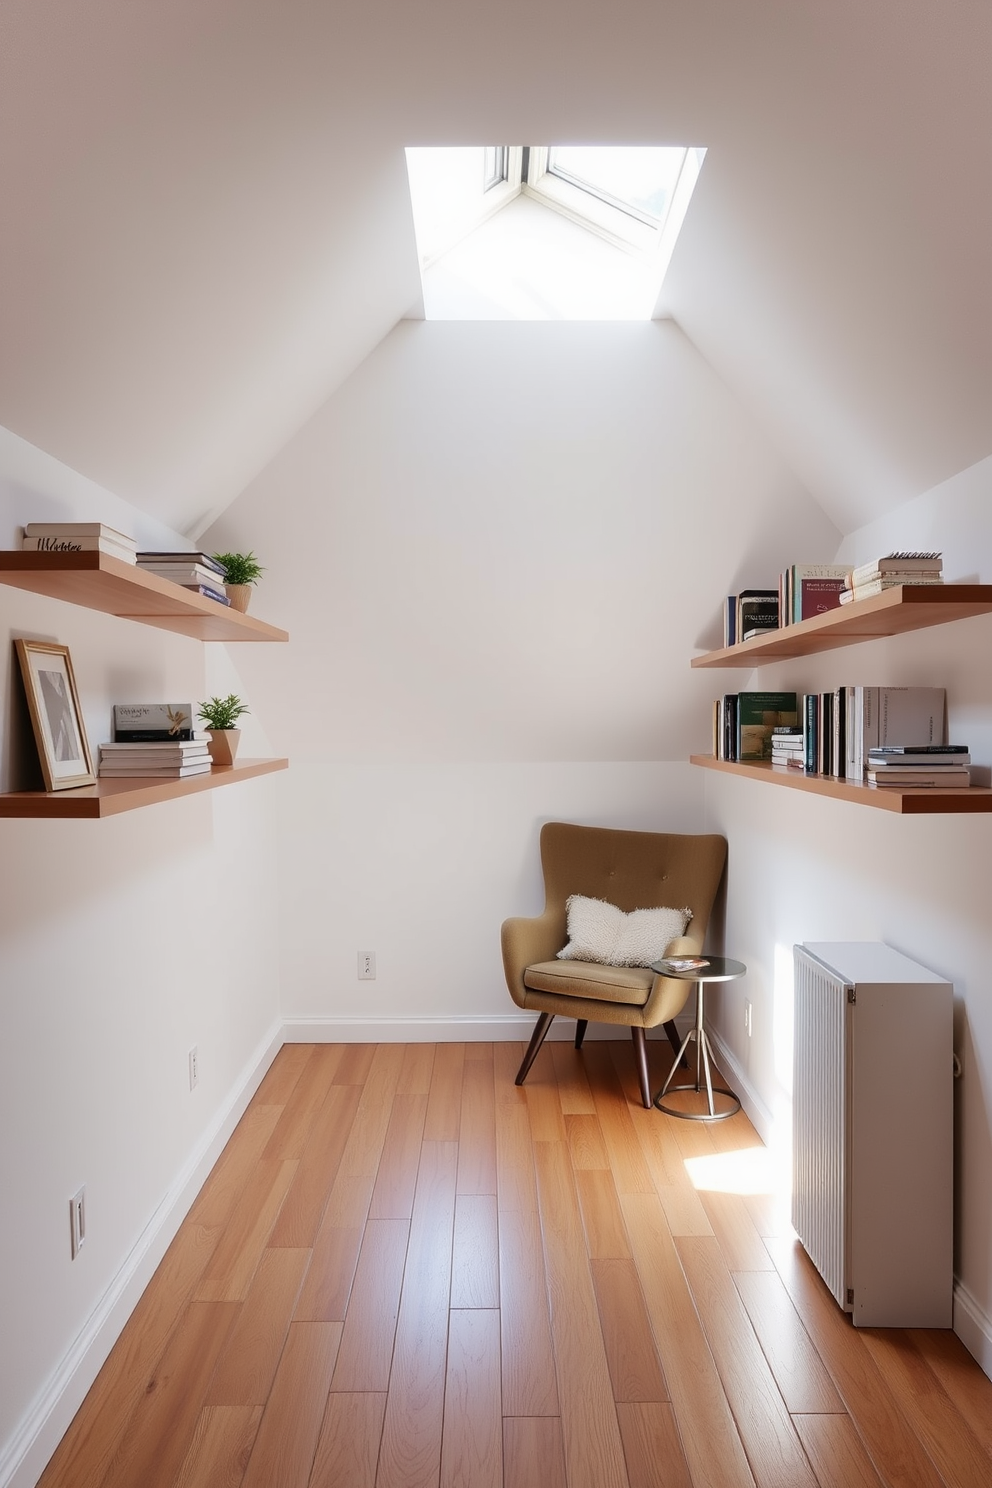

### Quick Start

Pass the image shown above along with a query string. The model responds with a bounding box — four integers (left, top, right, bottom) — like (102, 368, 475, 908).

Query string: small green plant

(212, 551, 264, 586)
(197, 694, 250, 731)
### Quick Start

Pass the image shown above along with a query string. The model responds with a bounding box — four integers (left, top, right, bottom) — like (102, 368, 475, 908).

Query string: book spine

(22, 536, 136, 558)
(112, 728, 196, 742)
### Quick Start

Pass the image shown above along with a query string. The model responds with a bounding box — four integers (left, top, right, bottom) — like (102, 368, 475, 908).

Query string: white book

(24, 521, 135, 542)
(100, 740, 209, 754)
(22, 535, 137, 561)
(851, 552, 942, 585)
(138, 563, 225, 586)
(99, 763, 213, 777)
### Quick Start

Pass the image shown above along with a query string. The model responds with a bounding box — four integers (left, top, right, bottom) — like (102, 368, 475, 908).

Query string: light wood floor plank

(591, 1257, 670, 1404)
(331, 1042, 377, 1085)
(551, 1042, 599, 1114)
(498, 1204, 560, 1417)
(174, 1404, 263, 1488)
(457, 1044, 497, 1194)
(425, 1043, 466, 1139)
(98, 1301, 240, 1488)
(329, 1218, 410, 1392)
(766, 1233, 946, 1488)
(451, 1193, 499, 1309)
(502, 1417, 567, 1488)
(698, 1189, 776, 1272)
(676, 1234, 818, 1488)
(907, 1327, 992, 1457)
(616, 1401, 694, 1488)
(376, 1141, 458, 1488)
(584, 1045, 657, 1195)
(240, 1320, 343, 1488)
(656, 1182, 715, 1238)
(621, 1191, 757, 1488)
(269, 1082, 362, 1247)
(575, 1166, 632, 1259)
(206, 1246, 309, 1406)
(194, 1158, 299, 1302)
(309, 1392, 386, 1488)
(368, 1092, 429, 1219)
(859, 1327, 992, 1488)
(733, 1269, 843, 1414)
(263, 1045, 344, 1160)
(565, 1112, 611, 1170)
(533, 1140, 630, 1488)
(398, 1041, 436, 1095)
(440, 1309, 502, 1488)
(253, 1043, 313, 1105)
(627, 1097, 695, 1189)
(496, 1100, 541, 1214)
(792, 1413, 886, 1488)
(524, 1070, 569, 1145)
(186, 1103, 283, 1229)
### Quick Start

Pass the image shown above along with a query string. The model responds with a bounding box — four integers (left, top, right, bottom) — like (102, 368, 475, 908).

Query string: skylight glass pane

(548, 146, 686, 225)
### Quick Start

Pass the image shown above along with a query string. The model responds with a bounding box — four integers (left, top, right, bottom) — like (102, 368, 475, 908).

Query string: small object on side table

(650, 955, 746, 1121)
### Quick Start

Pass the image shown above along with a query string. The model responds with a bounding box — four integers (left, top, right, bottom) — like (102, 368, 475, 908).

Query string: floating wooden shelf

(690, 755, 992, 814)
(0, 758, 289, 819)
(0, 551, 289, 642)
(691, 585, 992, 669)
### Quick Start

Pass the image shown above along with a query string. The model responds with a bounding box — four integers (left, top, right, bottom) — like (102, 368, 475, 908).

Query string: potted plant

(197, 694, 250, 766)
(212, 551, 264, 612)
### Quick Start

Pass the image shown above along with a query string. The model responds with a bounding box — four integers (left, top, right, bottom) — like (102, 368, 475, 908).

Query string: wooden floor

(38, 1039, 992, 1488)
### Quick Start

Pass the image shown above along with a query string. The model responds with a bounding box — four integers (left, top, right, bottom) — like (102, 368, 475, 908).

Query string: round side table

(650, 955, 746, 1121)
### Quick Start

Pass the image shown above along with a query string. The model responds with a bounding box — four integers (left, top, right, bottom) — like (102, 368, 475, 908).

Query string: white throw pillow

(556, 896, 692, 968)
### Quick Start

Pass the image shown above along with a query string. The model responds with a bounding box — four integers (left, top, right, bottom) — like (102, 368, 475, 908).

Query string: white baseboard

(282, 1014, 679, 1044)
(953, 1280, 992, 1382)
(703, 1020, 777, 1148)
(3, 1021, 283, 1488)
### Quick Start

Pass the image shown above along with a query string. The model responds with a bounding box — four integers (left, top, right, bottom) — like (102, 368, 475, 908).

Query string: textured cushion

(556, 895, 691, 968)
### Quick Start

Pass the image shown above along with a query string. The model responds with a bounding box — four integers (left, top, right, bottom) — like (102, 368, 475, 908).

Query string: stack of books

(778, 564, 850, 626)
(840, 552, 943, 605)
(723, 590, 780, 646)
(136, 551, 230, 605)
(102, 702, 211, 777)
(21, 522, 136, 563)
(712, 692, 798, 761)
(770, 727, 805, 768)
(866, 744, 970, 790)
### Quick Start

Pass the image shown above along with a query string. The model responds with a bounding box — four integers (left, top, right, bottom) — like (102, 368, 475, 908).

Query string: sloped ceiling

(0, 0, 989, 535)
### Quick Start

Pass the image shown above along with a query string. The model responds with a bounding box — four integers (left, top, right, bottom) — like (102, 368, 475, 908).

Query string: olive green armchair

(502, 821, 728, 1107)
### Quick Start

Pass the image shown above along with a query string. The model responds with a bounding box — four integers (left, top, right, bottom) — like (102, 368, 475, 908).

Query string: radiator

(791, 942, 953, 1328)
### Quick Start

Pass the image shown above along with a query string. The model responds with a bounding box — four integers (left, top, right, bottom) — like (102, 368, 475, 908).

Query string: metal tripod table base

(651, 956, 745, 1121)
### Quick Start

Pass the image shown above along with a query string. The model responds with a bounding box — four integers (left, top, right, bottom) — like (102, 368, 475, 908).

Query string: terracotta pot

(225, 583, 252, 612)
(206, 728, 240, 766)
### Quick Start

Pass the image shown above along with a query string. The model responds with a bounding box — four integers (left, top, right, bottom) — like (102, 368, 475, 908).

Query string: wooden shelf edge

(0, 551, 289, 642)
(690, 584, 992, 668)
(689, 755, 992, 814)
(0, 758, 289, 818)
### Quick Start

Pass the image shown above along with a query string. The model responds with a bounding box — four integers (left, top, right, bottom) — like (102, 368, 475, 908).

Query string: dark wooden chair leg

(516, 1012, 555, 1085)
(574, 1019, 588, 1049)
(664, 1018, 688, 1068)
(631, 1026, 652, 1109)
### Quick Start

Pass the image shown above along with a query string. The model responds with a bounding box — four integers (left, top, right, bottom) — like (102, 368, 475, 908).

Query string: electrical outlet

(188, 1046, 199, 1090)
(358, 951, 376, 981)
(70, 1187, 86, 1259)
(744, 1000, 753, 1038)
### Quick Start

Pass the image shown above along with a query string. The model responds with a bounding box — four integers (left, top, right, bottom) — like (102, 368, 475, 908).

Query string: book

(139, 563, 228, 588)
(180, 583, 232, 605)
(98, 762, 213, 778)
(850, 552, 942, 584)
(137, 551, 227, 578)
(867, 761, 969, 773)
(723, 694, 738, 761)
(787, 565, 850, 624)
(100, 741, 210, 757)
(723, 597, 737, 648)
(22, 534, 137, 561)
(849, 686, 946, 781)
(737, 691, 798, 761)
(869, 744, 969, 758)
(867, 769, 969, 788)
(113, 703, 198, 741)
(24, 522, 135, 542)
(845, 576, 944, 601)
(737, 591, 779, 642)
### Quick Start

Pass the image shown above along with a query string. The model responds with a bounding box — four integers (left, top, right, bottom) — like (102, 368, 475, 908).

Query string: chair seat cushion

(524, 959, 653, 1007)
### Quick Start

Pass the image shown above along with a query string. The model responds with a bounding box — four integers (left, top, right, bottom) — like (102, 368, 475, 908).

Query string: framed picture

(14, 639, 96, 791)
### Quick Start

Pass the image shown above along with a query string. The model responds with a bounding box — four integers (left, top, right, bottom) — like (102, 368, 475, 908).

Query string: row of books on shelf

(98, 704, 212, 778)
(19, 524, 232, 606)
(712, 687, 971, 788)
(723, 553, 944, 646)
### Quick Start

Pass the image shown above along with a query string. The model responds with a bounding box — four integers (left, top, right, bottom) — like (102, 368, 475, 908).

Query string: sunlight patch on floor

(683, 1145, 789, 1196)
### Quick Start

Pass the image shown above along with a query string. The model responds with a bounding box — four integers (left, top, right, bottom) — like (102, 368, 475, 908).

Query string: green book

(737, 692, 799, 760)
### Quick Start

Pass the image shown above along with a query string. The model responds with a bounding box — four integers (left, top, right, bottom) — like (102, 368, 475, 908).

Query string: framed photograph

(14, 639, 96, 791)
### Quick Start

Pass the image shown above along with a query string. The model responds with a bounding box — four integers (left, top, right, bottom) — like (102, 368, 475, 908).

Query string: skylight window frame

(406, 146, 524, 271)
(523, 146, 699, 260)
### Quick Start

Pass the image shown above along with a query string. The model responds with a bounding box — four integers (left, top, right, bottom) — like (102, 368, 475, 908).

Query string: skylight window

(406, 144, 705, 321)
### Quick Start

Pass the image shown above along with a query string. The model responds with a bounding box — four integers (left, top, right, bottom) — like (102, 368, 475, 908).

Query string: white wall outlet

(744, 1000, 753, 1038)
(188, 1046, 199, 1090)
(70, 1187, 86, 1259)
(358, 951, 376, 981)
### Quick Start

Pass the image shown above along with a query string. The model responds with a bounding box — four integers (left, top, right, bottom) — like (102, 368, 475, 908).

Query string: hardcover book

(113, 703, 197, 741)
(737, 692, 798, 761)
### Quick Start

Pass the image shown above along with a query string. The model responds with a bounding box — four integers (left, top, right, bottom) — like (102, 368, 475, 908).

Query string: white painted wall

(701, 453, 992, 1371)
(0, 431, 283, 1488)
(205, 319, 839, 1039)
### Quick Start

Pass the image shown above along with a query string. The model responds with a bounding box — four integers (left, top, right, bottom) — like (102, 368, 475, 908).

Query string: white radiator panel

(792, 949, 849, 1310)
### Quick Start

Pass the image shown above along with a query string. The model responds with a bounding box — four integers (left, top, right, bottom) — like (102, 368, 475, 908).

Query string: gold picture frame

(14, 639, 96, 792)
